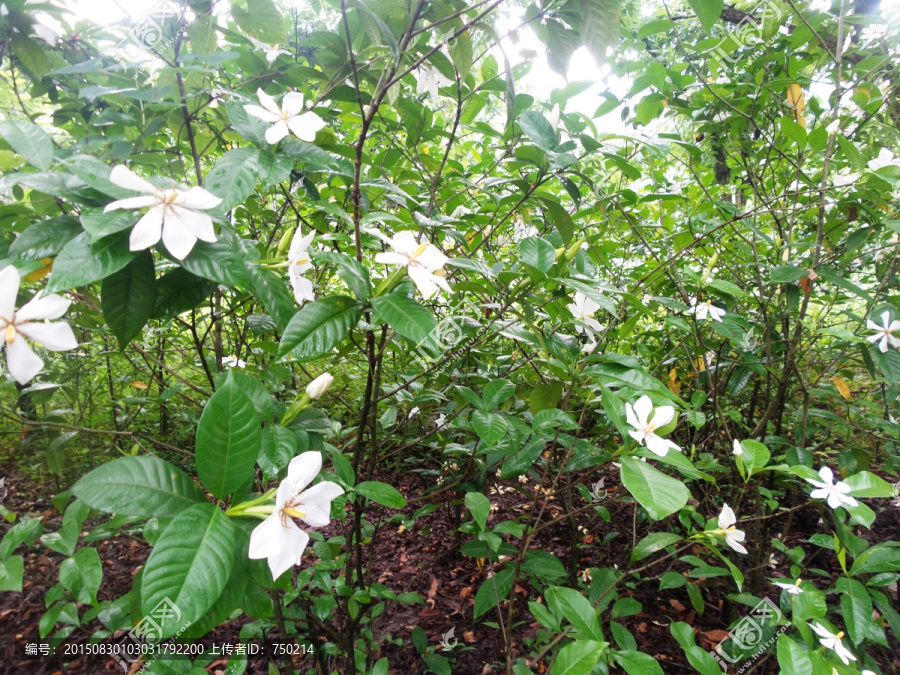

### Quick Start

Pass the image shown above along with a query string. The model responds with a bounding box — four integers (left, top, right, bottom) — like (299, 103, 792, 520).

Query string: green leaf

(47, 231, 135, 292)
(277, 296, 363, 362)
(176, 240, 250, 287)
(0, 516, 44, 559)
(483, 379, 516, 410)
(530, 381, 564, 414)
(371, 292, 436, 347)
(465, 492, 490, 530)
(518, 110, 557, 151)
(670, 622, 722, 675)
(631, 532, 682, 562)
(520, 236, 557, 273)
(770, 264, 808, 284)
(354, 481, 405, 508)
(578, 0, 620, 65)
(0, 555, 24, 592)
(776, 633, 814, 675)
(448, 29, 473, 80)
(71, 456, 205, 518)
(141, 503, 238, 639)
(314, 250, 371, 301)
(152, 268, 216, 320)
(0, 119, 53, 170)
(247, 263, 296, 333)
(12, 34, 49, 78)
(195, 377, 262, 499)
(204, 148, 259, 211)
(614, 650, 664, 675)
(843, 470, 895, 498)
(231, 0, 285, 44)
(59, 547, 102, 605)
(9, 217, 82, 260)
(474, 568, 513, 619)
(542, 199, 575, 246)
(257, 426, 299, 482)
(620, 457, 689, 520)
(840, 578, 879, 645)
(546, 586, 604, 641)
(101, 251, 157, 348)
(548, 640, 605, 675)
(637, 18, 673, 39)
(687, 0, 724, 32)
(473, 410, 508, 447)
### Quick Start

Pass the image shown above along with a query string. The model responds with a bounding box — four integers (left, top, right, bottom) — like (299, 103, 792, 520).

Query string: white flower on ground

(435, 413, 447, 427)
(717, 503, 748, 554)
(775, 578, 804, 595)
(409, 406, 420, 417)
(244, 88, 326, 145)
(305, 373, 333, 400)
(104, 166, 222, 260)
(804, 467, 859, 510)
(416, 65, 451, 99)
(810, 623, 856, 665)
(288, 228, 315, 304)
(868, 148, 900, 171)
(866, 310, 900, 353)
(568, 292, 603, 334)
(370, 229, 451, 299)
(248, 452, 344, 579)
(687, 297, 726, 322)
(248, 36, 291, 62)
(0, 266, 78, 385)
(732, 439, 743, 456)
(625, 394, 681, 457)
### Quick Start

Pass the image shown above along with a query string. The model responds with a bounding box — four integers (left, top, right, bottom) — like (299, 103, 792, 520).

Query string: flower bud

(305, 373, 333, 400)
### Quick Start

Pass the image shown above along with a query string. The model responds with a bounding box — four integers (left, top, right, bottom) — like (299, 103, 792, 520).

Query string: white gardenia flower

(687, 297, 726, 322)
(567, 292, 603, 334)
(868, 148, 900, 171)
(810, 623, 856, 665)
(409, 406, 420, 417)
(288, 228, 316, 304)
(305, 373, 333, 400)
(775, 578, 804, 595)
(805, 466, 859, 510)
(717, 503, 748, 554)
(222, 356, 246, 368)
(832, 172, 858, 187)
(435, 413, 447, 427)
(548, 104, 561, 132)
(625, 394, 681, 457)
(248, 36, 291, 63)
(415, 65, 451, 99)
(104, 166, 222, 260)
(244, 88, 326, 145)
(248, 452, 344, 579)
(866, 310, 900, 353)
(370, 229, 451, 299)
(0, 266, 78, 385)
(732, 439, 743, 456)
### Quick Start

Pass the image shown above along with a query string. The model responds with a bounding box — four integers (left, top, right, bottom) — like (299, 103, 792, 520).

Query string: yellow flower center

(726, 525, 736, 532)
(410, 241, 429, 262)
(5, 323, 16, 344)
(283, 507, 307, 519)
(795, 579, 802, 586)
(836, 631, 844, 640)
(295, 257, 309, 266)
(161, 189, 179, 205)
(705, 300, 712, 306)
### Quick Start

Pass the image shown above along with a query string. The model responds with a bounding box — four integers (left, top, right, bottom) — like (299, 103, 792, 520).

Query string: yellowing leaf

(130, 380, 149, 390)
(666, 368, 681, 395)
(832, 376, 851, 401)
(787, 84, 806, 128)
(24, 258, 53, 282)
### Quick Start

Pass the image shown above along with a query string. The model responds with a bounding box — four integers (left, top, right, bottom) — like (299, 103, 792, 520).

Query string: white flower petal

(0, 265, 19, 323)
(290, 273, 315, 304)
(256, 88, 282, 116)
(298, 481, 344, 527)
(281, 92, 306, 115)
(15, 292, 70, 322)
(269, 521, 309, 580)
(407, 265, 441, 299)
(375, 251, 410, 266)
(248, 512, 284, 559)
(718, 503, 737, 529)
(172, 207, 217, 243)
(284, 452, 322, 496)
(108, 165, 157, 194)
(104, 195, 157, 212)
(6, 334, 44, 384)
(243, 104, 281, 124)
(632, 395, 653, 427)
(179, 186, 222, 210)
(651, 405, 675, 428)
(161, 219, 198, 260)
(16, 321, 77, 351)
(264, 120, 291, 145)
(286, 111, 325, 142)
(128, 207, 165, 252)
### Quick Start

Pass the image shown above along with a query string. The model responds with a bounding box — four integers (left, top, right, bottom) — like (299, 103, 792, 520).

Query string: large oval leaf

(71, 456, 205, 518)
(46, 230, 135, 293)
(195, 378, 261, 499)
(371, 292, 437, 347)
(141, 503, 238, 639)
(620, 456, 689, 520)
(101, 250, 157, 347)
(276, 295, 363, 362)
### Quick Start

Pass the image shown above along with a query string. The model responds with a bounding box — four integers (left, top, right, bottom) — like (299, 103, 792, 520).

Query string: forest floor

(1, 452, 899, 675)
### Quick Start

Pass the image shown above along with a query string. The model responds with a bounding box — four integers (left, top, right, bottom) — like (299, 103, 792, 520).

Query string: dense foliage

(1, 0, 900, 673)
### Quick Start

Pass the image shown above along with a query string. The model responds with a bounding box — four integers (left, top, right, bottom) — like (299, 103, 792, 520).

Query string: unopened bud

(306, 372, 334, 400)
(276, 226, 296, 255)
